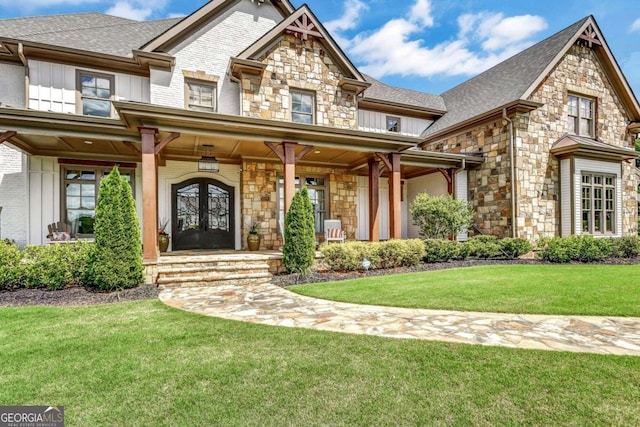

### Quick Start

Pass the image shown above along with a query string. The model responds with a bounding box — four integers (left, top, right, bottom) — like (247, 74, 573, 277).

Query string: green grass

(290, 265, 640, 316)
(1, 301, 640, 426)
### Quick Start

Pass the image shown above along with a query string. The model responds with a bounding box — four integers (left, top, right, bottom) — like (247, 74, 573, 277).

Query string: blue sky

(1, 0, 639, 97)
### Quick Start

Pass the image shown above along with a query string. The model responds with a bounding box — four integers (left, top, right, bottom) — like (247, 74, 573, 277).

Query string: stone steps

(155, 252, 280, 288)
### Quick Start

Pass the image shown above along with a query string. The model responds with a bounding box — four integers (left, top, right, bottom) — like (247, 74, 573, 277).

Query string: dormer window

(568, 94, 594, 137)
(186, 81, 216, 112)
(78, 71, 114, 118)
(291, 90, 315, 124)
(386, 116, 401, 133)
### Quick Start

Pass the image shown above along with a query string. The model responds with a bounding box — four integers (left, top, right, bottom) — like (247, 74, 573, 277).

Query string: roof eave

(358, 97, 446, 119)
(423, 100, 542, 143)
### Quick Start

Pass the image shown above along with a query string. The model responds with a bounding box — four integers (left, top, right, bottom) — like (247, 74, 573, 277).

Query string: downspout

(503, 108, 517, 238)
(18, 43, 29, 109)
(228, 73, 243, 117)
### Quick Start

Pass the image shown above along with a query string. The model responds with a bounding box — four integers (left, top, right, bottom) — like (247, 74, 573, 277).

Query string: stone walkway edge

(159, 282, 640, 357)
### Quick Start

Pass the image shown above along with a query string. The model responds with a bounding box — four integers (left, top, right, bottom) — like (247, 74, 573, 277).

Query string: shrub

(283, 187, 316, 274)
(410, 193, 473, 239)
(85, 166, 143, 290)
(538, 235, 612, 263)
(611, 236, 640, 258)
(321, 240, 424, 271)
(0, 240, 21, 290)
(374, 239, 425, 269)
(463, 235, 502, 259)
(498, 238, 532, 259)
(321, 241, 374, 271)
(20, 242, 92, 290)
(423, 239, 460, 263)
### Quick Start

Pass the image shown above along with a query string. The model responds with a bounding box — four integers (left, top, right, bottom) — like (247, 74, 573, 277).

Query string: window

(568, 94, 594, 137)
(386, 116, 401, 133)
(278, 175, 327, 233)
(186, 81, 216, 112)
(581, 172, 615, 235)
(63, 165, 134, 236)
(78, 71, 114, 117)
(291, 90, 315, 124)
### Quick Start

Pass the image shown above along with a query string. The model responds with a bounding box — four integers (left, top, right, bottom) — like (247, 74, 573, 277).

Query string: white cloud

(630, 18, 640, 33)
(325, 0, 368, 48)
(106, 1, 151, 21)
(331, 0, 547, 80)
(409, 0, 433, 27)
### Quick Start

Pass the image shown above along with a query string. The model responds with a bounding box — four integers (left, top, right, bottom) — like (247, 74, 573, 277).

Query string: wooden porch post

(368, 158, 381, 242)
(139, 127, 159, 262)
(376, 153, 402, 239)
(438, 168, 456, 196)
(388, 153, 402, 239)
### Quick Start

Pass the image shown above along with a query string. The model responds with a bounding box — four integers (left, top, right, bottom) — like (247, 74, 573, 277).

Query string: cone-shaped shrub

(85, 166, 143, 290)
(283, 186, 316, 274)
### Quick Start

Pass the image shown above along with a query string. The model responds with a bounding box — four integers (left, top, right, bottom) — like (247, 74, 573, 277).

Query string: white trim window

(386, 116, 401, 133)
(568, 94, 594, 137)
(581, 172, 615, 235)
(278, 176, 327, 233)
(291, 90, 315, 124)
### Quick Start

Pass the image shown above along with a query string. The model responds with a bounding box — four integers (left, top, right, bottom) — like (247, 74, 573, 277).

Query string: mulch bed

(2, 258, 638, 307)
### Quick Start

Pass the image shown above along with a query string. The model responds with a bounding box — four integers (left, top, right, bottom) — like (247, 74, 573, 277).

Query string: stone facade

(423, 120, 514, 237)
(424, 43, 638, 241)
(240, 160, 358, 250)
(241, 34, 358, 129)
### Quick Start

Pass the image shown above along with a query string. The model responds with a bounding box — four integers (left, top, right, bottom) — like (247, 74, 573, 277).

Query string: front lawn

(290, 265, 640, 316)
(1, 301, 640, 425)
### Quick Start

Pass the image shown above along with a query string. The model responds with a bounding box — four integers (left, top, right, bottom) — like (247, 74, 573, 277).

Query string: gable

(142, 0, 295, 53)
(232, 5, 368, 87)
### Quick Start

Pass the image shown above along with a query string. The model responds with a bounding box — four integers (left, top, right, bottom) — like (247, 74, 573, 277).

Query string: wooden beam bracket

(0, 131, 17, 144)
(154, 132, 180, 155)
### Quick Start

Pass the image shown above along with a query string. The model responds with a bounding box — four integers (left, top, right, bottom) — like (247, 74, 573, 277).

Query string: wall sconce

(198, 144, 220, 173)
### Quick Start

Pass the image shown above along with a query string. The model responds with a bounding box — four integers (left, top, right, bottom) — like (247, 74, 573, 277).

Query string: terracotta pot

(159, 233, 170, 252)
(247, 233, 260, 251)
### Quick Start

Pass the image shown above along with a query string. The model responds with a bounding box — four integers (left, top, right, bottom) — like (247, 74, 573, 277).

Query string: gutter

(503, 108, 517, 238)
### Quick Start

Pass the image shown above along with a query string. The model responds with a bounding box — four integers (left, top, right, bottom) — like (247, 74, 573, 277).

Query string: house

(0, 0, 637, 267)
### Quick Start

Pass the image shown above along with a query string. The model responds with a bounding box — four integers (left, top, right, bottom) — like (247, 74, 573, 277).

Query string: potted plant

(158, 219, 170, 252)
(247, 222, 260, 251)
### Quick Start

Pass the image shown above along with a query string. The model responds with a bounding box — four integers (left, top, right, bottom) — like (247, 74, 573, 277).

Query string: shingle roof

(0, 13, 181, 57)
(362, 74, 446, 113)
(423, 16, 590, 138)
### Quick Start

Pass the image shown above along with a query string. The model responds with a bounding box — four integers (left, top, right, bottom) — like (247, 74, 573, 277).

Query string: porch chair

(324, 219, 346, 244)
(46, 221, 72, 242)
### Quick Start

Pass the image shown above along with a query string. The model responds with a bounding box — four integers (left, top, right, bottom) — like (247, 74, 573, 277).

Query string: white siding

(357, 110, 432, 137)
(573, 158, 622, 237)
(455, 169, 468, 241)
(560, 158, 571, 237)
(158, 161, 241, 250)
(151, 1, 283, 115)
(28, 156, 60, 245)
(356, 176, 390, 241)
(405, 173, 448, 238)
(0, 144, 28, 245)
(0, 62, 25, 108)
(28, 60, 150, 114)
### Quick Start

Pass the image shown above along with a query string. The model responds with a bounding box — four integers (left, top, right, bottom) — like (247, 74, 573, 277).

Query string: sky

(0, 0, 639, 97)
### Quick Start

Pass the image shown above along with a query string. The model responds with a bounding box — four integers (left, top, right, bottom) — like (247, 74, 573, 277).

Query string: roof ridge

(0, 11, 130, 23)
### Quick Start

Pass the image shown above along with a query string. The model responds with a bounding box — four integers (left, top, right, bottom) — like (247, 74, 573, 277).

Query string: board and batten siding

(560, 158, 572, 236)
(28, 156, 60, 245)
(28, 60, 150, 114)
(455, 169, 469, 241)
(572, 158, 622, 237)
(357, 176, 397, 241)
(0, 62, 26, 108)
(150, 0, 283, 115)
(357, 110, 432, 137)
(405, 173, 448, 239)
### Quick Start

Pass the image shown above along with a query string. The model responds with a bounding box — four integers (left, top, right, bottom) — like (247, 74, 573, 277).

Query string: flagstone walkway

(159, 282, 640, 356)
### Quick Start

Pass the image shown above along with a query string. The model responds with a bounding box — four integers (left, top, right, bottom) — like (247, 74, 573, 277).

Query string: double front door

(171, 178, 234, 250)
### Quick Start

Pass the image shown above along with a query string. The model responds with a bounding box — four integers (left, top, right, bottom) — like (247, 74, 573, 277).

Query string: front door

(172, 178, 234, 250)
